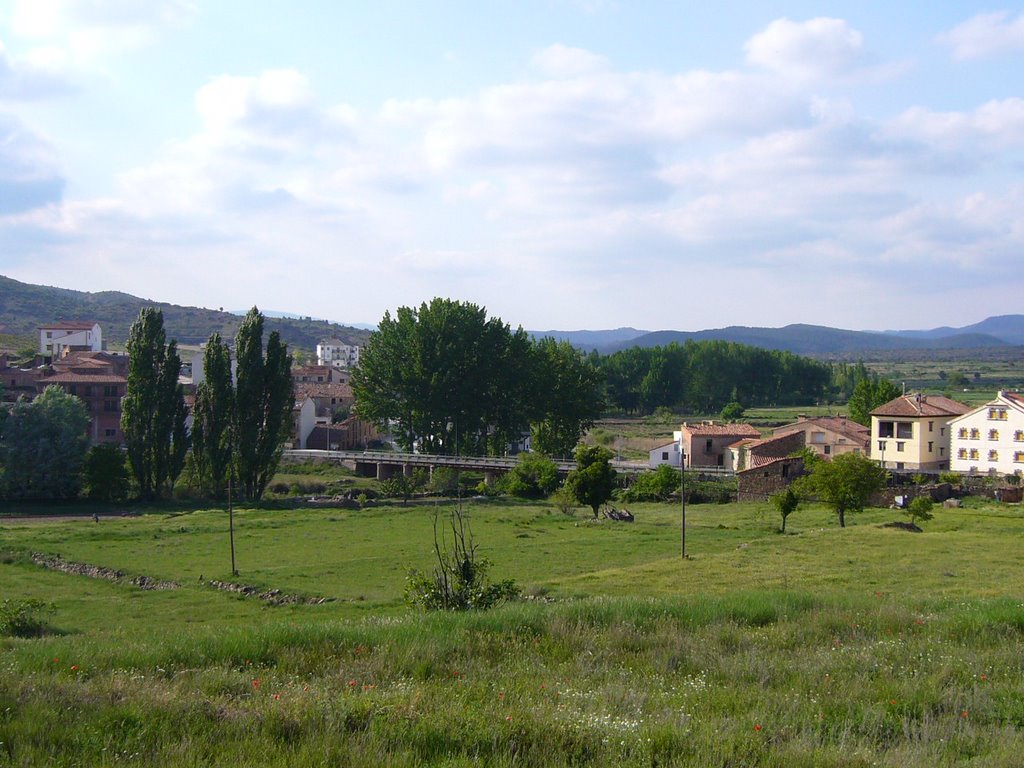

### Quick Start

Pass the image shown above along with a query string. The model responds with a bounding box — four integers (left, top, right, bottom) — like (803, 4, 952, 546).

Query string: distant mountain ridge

(0, 275, 371, 351)
(532, 317, 1024, 356)
(1, 274, 1020, 357)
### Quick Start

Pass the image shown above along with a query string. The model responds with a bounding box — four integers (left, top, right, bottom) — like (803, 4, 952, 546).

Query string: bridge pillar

(354, 461, 377, 478)
(403, 463, 414, 477)
(377, 462, 401, 480)
(483, 470, 504, 485)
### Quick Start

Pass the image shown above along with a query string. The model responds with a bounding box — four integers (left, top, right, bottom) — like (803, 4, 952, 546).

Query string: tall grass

(5, 592, 1024, 766)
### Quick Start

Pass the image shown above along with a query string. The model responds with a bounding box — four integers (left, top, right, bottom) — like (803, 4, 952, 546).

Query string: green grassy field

(4, 497, 1024, 766)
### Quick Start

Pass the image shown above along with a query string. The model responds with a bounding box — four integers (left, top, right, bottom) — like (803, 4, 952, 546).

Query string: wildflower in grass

(980, 674, 988, 681)
(252, 679, 261, 690)
(506, 715, 513, 721)
(70, 665, 79, 671)
(890, 699, 897, 705)
(498, 691, 505, 701)
(348, 679, 357, 687)
(961, 711, 969, 718)
(273, 693, 281, 701)
(754, 724, 762, 732)
(52, 657, 59, 664)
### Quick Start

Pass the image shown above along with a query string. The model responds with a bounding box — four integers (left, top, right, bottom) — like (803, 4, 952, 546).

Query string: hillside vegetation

(0, 275, 370, 350)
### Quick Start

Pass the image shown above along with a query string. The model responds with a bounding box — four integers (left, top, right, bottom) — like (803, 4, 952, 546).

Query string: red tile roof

(681, 422, 760, 437)
(870, 394, 970, 418)
(38, 321, 97, 331)
(774, 416, 869, 442)
(41, 372, 126, 384)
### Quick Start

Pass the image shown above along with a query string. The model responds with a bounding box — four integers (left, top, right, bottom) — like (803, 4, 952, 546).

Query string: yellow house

(869, 393, 970, 471)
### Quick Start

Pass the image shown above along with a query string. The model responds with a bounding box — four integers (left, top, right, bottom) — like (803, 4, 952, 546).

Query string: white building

(316, 339, 360, 368)
(649, 435, 683, 468)
(949, 391, 1024, 476)
(38, 321, 102, 358)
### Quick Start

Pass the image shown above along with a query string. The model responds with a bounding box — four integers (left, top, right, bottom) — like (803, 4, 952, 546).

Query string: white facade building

(648, 435, 683, 468)
(316, 339, 360, 368)
(39, 322, 102, 358)
(949, 391, 1024, 476)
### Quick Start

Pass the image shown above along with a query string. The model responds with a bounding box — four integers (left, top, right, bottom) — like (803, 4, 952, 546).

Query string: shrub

(0, 599, 54, 637)
(719, 401, 745, 421)
(84, 444, 130, 501)
(939, 471, 961, 485)
(406, 505, 520, 611)
(500, 453, 559, 498)
(620, 465, 679, 502)
(427, 467, 460, 496)
(551, 485, 577, 516)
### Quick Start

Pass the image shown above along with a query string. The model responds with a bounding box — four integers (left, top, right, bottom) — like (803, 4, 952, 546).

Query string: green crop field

(3, 497, 1024, 766)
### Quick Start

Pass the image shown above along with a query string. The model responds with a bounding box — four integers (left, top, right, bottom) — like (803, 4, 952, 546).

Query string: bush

(406, 505, 520, 611)
(719, 401, 745, 421)
(427, 467, 460, 496)
(551, 485, 577, 516)
(939, 472, 961, 485)
(0, 599, 54, 637)
(84, 444, 130, 501)
(500, 453, 559, 498)
(620, 465, 679, 502)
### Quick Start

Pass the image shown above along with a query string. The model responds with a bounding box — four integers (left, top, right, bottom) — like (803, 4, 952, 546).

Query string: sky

(1, 1, 1023, 333)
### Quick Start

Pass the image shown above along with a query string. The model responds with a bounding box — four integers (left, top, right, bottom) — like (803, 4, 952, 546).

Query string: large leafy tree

(190, 333, 235, 498)
(352, 298, 533, 456)
(234, 308, 294, 502)
(847, 377, 901, 426)
(122, 308, 189, 500)
(797, 451, 887, 528)
(0, 386, 89, 500)
(565, 445, 616, 519)
(530, 338, 604, 458)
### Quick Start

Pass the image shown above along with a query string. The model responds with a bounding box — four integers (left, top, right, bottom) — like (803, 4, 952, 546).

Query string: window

(958, 448, 968, 459)
(989, 450, 999, 462)
(969, 448, 980, 460)
(104, 385, 118, 397)
(989, 429, 1000, 441)
(1015, 431, 1024, 442)
(84, 385, 92, 397)
(824, 445, 831, 455)
(104, 400, 118, 412)
(970, 429, 980, 440)
(989, 408, 1008, 421)
(940, 427, 945, 436)
(940, 447, 945, 456)
(929, 421, 934, 432)
(928, 441, 933, 452)
(661, 452, 669, 461)
(896, 423, 913, 439)
(878, 440, 886, 452)
(705, 438, 713, 453)
(896, 462, 905, 470)
(878, 421, 895, 438)
(958, 427, 968, 439)
(104, 429, 116, 437)
(896, 442, 905, 452)
(811, 432, 826, 444)
(1015, 452, 1024, 464)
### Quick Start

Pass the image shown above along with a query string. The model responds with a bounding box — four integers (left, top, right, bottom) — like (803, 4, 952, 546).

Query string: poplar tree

(122, 308, 189, 500)
(191, 333, 234, 497)
(233, 308, 293, 502)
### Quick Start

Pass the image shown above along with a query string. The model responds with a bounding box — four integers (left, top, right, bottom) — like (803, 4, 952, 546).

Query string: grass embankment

(3, 499, 1024, 765)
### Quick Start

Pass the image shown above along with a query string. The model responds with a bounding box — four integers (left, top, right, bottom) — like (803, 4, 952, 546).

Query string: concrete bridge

(283, 449, 650, 483)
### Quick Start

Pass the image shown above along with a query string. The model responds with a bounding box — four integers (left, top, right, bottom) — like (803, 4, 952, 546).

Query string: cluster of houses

(648, 390, 1024, 498)
(1, 321, 379, 452)
(6, 321, 1024, 486)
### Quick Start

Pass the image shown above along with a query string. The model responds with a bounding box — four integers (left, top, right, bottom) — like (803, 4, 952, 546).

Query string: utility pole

(679, 435, 687, 559)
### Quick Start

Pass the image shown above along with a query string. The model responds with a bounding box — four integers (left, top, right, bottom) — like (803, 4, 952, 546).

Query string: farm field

(4, 496, 1024, 766)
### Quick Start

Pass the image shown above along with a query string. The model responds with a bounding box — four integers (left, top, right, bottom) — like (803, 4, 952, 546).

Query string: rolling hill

(0, 275, 371, 352)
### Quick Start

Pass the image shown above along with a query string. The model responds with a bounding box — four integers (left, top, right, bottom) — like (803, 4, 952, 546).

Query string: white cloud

(745, 17, 865, 80)
(938, 11, 1024, 60)
(0, 38, 73, 99)
(531, 44, 609, 77)
(10, 0, 196, 65)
